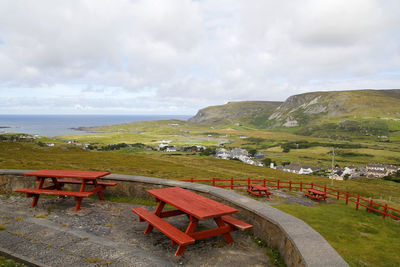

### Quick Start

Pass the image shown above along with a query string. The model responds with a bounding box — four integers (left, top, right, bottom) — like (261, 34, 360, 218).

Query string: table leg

(31, 177, 45, 208)
(92, 180, 105, 201)
(214, 217, 234, 243)
(144, 200, 165, 234)
(174, 216, 198, 256)
(74, 197, 82, 211)
(51, 177, 62, 190)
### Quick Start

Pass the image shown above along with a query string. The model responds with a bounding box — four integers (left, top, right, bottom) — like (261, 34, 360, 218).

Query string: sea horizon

(0, 114, 192, 137)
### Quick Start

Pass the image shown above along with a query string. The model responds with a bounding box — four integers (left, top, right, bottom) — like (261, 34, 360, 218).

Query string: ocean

(0, 114, 191, 137)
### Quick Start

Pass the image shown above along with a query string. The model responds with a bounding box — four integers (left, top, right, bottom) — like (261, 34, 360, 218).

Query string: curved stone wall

(0, 169, 348, 267)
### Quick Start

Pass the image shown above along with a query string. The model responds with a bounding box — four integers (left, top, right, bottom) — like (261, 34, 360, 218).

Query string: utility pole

(331, 147, 335, 186)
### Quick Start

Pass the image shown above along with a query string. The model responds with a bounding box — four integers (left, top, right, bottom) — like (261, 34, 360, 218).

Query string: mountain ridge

(188, 89, 400, 136)
(188, 101, 282, 124)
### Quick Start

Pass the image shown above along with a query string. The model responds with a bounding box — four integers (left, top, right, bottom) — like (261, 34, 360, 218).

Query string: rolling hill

(188, 101, 282, 125)
(268, 89, 400, 127)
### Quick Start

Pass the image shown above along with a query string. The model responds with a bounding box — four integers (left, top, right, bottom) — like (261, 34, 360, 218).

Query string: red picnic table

(132, 187, 252, 256)
(304, 188, 327, 200)
(246, 184, 273, 199)
(15, 169, 116, 211)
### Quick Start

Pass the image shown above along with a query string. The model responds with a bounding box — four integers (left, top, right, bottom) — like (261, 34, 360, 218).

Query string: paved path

(0, 195, 270, 267)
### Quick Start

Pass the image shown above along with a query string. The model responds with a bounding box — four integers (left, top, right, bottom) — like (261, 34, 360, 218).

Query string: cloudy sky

(0, 0, 399, 115)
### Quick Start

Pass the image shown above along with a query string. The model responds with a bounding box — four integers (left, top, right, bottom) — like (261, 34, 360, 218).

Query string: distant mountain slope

(188, 101, 282, 125)
(269, 89, 400, 127)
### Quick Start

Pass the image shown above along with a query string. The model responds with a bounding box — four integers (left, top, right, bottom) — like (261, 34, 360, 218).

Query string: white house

(165, 146, 177, 152)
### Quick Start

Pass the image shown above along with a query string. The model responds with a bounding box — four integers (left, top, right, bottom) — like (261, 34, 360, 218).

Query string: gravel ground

(0, 195, 270, 267)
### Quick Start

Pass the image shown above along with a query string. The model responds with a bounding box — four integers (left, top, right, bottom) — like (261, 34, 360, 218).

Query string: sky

(0, 0, 400, 115)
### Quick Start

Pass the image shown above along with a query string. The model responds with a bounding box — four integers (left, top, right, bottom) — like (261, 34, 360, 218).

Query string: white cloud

(0, 0, 399, 114)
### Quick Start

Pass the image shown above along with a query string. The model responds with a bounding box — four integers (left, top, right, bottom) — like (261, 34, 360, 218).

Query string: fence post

(324, 185, 326, 193)
(289, 181, 292, 192)
(337, 191, 340, 200)
(383, 204, 388, 219)
(212, 177, 215, 187)
(356, 195, 360, 210)
(190, 177, 193, 183)
(263, 178, 266, 187)
(248, 178, 251, 190)
(346, 192, 349, 205)
(300, 181, 303, 192)
(311, 182, 314, 189)
(230, 177, 233, 190)
(368, 198, 373, 213)
(277, 180, 280, 190)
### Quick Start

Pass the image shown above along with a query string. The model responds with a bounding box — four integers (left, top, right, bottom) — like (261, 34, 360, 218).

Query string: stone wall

(0, 169, 348, 267)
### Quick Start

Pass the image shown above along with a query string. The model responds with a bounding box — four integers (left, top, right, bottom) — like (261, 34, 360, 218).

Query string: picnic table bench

(246, 184, 273, 199)
(304, 188, 327, 200)
(132, 187, 252, 256)
(15, 169, 115, 211)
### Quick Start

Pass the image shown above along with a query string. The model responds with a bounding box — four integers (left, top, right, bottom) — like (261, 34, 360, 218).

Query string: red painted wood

(148, 187, 237, 219)
(214, 217, 233, 243)
(57, 179, 117, 186)
(221, 215, 253, 231)
(159, 210, 185, 218)
(132, 208, 195, 246)
(189, 225, 232, 240)
(250, 184, 269, 191)
(24, 169, 110, 180)
(304, 193, 325, 200)
(307, 188, 327, 196)
(15, 188, 93, 197)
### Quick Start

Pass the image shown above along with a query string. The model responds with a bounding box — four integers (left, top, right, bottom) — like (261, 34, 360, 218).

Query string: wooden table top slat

(147, 187, 238, 219)
(24, 169, 111, 180)
(307, 188, 326, 195)
(251, 184, 269, 190)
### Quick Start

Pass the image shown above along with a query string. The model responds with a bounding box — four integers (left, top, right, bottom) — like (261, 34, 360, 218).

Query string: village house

(230, 148, 249, 159)
(165, 146, 177, 152)
(329, 169, 344, 180)
(158, 140, 171, 150)
(366, 163, 385, 172)
(343, 166, 357, 175)
(365, 163, 400, 178)
(280, 163, 320, 175)
(386, 165, 400, 174)
(367, 169, 387, 178)
(300, 166, 320, 175)
(254, 153, 264, 159)
(216, 148, 230, 159)
(282, 163, 302, 174)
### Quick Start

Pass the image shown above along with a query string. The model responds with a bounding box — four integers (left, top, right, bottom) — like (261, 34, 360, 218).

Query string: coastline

(0, 114, 191, 137)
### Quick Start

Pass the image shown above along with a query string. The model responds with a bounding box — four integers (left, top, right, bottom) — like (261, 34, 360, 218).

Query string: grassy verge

(274, 201, 400, 266)
(0, 256, 26, 267)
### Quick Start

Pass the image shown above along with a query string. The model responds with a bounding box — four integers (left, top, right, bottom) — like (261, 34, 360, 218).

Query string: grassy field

(54, 118, 400, 170)
(275, 202, 400, 267)
(2, 141, 400, 203)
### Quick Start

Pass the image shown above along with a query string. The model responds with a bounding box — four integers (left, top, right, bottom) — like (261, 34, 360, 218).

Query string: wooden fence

(181, 177, 400, 221)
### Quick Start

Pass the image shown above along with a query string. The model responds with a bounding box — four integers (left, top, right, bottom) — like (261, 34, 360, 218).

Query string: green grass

(0, 256, 25, 267)
(2, 141, 400, 204)
(275, 202, 400, 267)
